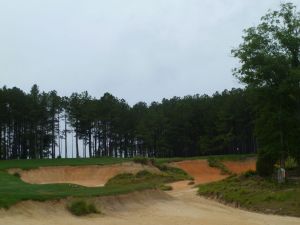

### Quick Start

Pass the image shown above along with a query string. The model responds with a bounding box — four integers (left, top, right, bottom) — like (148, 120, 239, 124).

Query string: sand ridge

(1, 187, 299, 225)
(8, 162, 160, 187)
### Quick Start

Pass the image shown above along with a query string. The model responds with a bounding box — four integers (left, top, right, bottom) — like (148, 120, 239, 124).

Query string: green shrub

(256, 152, 276, 177)
(13, 172, 20, 178)
(160, 185, 173, 191)
(242, 170, 257, 178)
(105, 173, 135, 186)
(135, 170, 152, 178)
(68, 200, 98, 216)
(285, 157, 298, 170)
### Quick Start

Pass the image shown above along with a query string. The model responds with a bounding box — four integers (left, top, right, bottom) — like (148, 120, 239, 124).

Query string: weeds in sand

(159, 185, 173, 191)
(188, 181, 195, 185)
(68, 200, 99, 216)
(208, 157, 232, 175)
(133, 157, 155, 166)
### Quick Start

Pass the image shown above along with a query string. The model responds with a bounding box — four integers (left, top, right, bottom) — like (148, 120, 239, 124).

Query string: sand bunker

(8, 162, 160, 187)
(171, 160, 228, 184)
(1, 188, 299, 225)
(2, 158, 300, 225)
(223, 158, 256, 174)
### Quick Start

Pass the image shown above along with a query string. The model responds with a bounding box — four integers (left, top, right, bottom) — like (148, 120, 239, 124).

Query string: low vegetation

(67, 200, 99, 216)
(106, 169, 190, 188)
(133, 157, 155, 166)
(0, 157, 129, 170)
(207, 157, 232, 175)
(198, 173, 300, 217)
(0, 158, 192, 209)
(159, 185, 173, 191)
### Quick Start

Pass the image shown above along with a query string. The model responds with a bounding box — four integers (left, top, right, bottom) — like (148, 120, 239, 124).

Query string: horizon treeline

(0, 85, 256, 160)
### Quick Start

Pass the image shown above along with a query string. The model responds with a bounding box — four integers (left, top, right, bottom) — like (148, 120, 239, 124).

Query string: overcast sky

(1, 0, 299, 105)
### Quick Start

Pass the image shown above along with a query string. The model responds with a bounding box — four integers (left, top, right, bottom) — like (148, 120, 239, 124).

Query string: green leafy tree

(232, 3, 300, 175)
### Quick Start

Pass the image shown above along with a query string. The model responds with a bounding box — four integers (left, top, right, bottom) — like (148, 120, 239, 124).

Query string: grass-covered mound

(207, 157, 232, 175)
(198, 172, 300, 217)
(67, 200, 99, 216)
(0, 158, 191, 208)
(0, 157, 130, 170)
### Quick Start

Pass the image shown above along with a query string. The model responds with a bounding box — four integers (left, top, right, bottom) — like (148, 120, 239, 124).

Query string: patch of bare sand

(171, 160, 228, 184)
(223, 158, 256, 174)
(8, 162, 160, 187)
(1, 188, 299, 225)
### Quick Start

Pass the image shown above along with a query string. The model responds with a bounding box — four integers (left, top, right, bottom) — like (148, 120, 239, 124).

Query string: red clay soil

(223, 158, 256, 174)
(172, 160, 227, 184)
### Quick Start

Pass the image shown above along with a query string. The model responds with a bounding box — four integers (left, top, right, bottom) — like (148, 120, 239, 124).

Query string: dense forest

(0, 85, 256, 159)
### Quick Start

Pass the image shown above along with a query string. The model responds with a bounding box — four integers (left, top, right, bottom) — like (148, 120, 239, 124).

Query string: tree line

(0, 85, 256, 160)
(1, 3, 300, 177)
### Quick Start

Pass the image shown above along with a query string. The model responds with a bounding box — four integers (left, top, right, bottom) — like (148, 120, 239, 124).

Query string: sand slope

(223, 158, 256, 174)
(1, 188, 299, 225)
(2, 159, 299, 225)
(8, 162, 160, 187)
(171, 160, 228, 184)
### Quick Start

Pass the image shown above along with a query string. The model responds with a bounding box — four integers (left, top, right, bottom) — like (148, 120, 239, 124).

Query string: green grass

(198, 174, 300, 217)
(67, 200, 99, 216)
(0, 154, 255, 170)
(0, 157, 130, 170)
(155, 153, 256, 165)
(0, 154, 255, 208)
(207, 157, 233, 175)
(0, 170, 164, 209)
(0, 159, 191, 208)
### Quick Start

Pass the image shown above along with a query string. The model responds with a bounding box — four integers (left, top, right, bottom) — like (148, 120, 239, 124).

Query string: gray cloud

(1, 0, 299, 105)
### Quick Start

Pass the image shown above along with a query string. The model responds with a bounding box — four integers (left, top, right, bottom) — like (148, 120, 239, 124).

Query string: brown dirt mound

(8, 162, 160, 187)
(171, 160, 227, 184)
(223, 158, 256, 174)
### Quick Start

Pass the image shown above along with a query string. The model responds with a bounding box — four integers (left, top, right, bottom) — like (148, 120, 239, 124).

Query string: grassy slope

(198, 175, 300, 217)
(0, 157, 130, 170)
(0, 154, 255, 170)
(0, 157, 192, 208)
(155, 153, 256, 165)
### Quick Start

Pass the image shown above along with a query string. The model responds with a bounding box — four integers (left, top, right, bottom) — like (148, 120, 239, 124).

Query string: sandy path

(1, 188, 299, 225)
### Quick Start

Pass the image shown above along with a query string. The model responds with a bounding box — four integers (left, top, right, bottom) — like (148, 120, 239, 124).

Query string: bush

(256, 152, 276, 177)
(135, 170, 153, 178)
(68, 200, 98, 216)
(105, 173, 135, 186)
(160, 185, 173, 191)
(285, 156, 298, 170)
(242, 170, 257, 178)
(13, 172, 20, 178)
